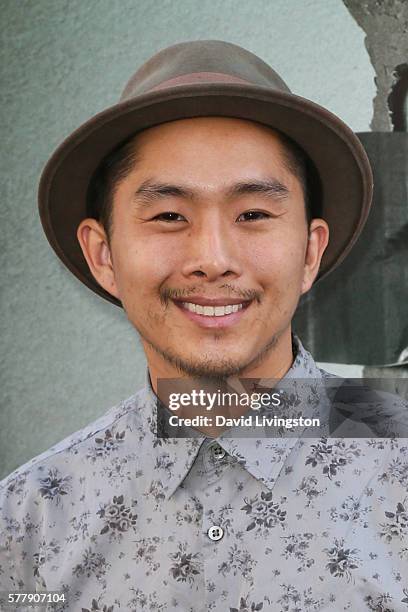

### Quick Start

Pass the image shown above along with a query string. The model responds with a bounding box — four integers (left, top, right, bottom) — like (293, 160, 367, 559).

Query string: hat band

(149, 71, 253, 92)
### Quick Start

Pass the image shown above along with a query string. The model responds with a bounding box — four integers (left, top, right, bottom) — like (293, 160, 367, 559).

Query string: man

(1, 40, 407, 612)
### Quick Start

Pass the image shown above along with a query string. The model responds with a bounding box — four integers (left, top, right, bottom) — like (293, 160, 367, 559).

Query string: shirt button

(207, 525, 224, 541)
(211, 444, 226, 460)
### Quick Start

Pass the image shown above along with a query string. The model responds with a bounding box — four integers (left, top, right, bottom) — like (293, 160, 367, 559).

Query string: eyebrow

(132, 177, 290, 207)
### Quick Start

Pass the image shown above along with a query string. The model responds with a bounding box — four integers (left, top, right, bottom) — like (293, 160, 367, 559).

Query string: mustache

(159, 284, 262, 306)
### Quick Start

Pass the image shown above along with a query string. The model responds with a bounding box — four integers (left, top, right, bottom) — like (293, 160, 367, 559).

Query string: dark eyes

(152, 211, 271, 222)
(152, 212, 185, 222)
(236, 211, 270, 222)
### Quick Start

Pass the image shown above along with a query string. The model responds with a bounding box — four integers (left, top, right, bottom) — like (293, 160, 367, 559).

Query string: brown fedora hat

(38, 39, 373, 308)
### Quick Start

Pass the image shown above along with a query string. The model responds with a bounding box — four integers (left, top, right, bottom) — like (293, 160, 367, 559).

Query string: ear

(76, 218, 121, 300)
(301, 218, 330, 294)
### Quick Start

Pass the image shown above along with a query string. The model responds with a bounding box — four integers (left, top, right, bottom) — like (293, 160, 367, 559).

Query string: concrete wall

(0, 0, 376, 479)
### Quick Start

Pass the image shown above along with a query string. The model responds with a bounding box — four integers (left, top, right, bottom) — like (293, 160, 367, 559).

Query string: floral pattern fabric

(0, 335, 407, 611)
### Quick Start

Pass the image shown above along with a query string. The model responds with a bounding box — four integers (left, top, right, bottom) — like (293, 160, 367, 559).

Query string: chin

(173, 358, 249, 382)
(149, 340, 252, 381)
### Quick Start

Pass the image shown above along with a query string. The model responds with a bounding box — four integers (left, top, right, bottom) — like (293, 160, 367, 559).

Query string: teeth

(181, 302, 245, 316)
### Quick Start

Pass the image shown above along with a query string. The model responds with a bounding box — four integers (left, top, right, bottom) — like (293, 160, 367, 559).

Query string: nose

(181, 215, 242, 282)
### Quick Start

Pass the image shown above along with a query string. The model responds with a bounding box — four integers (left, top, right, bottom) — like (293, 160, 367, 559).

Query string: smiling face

(78, 117, 329, 383)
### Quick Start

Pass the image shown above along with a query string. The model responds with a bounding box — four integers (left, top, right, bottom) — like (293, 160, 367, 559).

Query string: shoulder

(0, 387, 152, 592)
(0, 387, 148, 502)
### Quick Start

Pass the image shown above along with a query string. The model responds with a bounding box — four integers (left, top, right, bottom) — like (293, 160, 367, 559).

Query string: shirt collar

(141, 333, 326, 500)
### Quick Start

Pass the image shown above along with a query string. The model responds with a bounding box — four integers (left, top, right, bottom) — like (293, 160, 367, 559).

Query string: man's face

(91, 117, 325, 379)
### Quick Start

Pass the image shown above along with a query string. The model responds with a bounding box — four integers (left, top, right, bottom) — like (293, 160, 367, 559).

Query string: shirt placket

(178, 438, 233, 610)
(182, 439, 273, 611)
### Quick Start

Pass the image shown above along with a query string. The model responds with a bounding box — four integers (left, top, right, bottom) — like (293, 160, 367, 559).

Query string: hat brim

(38, 83, 373, 308)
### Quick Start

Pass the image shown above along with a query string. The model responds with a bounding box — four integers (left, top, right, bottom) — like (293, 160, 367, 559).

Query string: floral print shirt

(0, 335, 407, 612)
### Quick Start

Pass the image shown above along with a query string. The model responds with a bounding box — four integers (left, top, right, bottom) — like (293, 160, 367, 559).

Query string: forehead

(128, 116, 296, 184)
(135, 116, 284, 152)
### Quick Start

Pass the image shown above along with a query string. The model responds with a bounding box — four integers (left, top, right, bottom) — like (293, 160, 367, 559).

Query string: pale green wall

(0, 0, 375, 479)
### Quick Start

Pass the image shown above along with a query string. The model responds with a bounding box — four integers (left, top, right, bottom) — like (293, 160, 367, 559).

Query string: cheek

(113, 237, 180, 302)
(247, 234, 306, 285)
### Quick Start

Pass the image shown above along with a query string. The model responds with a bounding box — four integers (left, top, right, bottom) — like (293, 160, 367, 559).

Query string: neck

(144, 328, 295, 438)
(145, 326, 295, 393)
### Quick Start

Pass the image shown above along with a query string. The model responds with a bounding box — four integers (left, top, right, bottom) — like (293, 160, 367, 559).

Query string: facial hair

(127, 282, 287, 382)
(140, 329, 282, 383)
